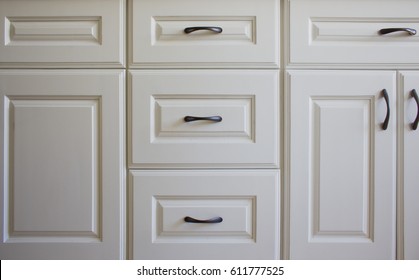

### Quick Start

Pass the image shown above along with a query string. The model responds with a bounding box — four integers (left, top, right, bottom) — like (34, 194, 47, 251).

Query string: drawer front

(289, 0, 419, 66)
(129, 170, 280, 259)
(0, 0, 125, 67)
(130, 0, 279, 68)
(129, 70, 279, 168)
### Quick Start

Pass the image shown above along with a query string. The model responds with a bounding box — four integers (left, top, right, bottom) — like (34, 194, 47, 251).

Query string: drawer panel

(129, 70, 279, 168)
(288, 0, 419, 66)
(0, 0, 125, 67)
(130, 0, 279, 68)
(129, 170, 280, 259)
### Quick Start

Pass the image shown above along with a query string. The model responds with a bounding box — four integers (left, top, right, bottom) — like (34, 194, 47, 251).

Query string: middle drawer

(129, 70, 279, 168)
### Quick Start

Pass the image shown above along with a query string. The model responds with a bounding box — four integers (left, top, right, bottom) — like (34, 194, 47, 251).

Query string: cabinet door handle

(379, 28, 417, 36)
(411, 89, 419, 130)
(184, 216, 223, 223)
(382, 89, 390, 130)
(184, 26, 223, 34)
(184, 116, 222, 122)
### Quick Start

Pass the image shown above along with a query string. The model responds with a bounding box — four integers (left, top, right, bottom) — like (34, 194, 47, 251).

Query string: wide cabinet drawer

(0, 0, 125, 67)
(129, 170, 280, 259)
(129, 70, 279, 168)
(288, 0, 419, 66)
(129, 0, 279, 68)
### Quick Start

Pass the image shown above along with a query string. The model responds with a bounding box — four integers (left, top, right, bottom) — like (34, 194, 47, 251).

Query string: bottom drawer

(129, 170, 280, 259)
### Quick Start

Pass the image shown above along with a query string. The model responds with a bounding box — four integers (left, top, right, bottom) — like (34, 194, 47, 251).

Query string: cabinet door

(288, 70, 396, 259)
(0, 70, 125, 259)
(400, 71, 419, 260)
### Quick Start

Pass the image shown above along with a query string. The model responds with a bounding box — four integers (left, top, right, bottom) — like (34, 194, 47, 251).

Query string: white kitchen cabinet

(399, 71, 419, 260)
(287, 70, 397, 259)
(285, 0, 419, 260)
(0, 70, 125, 259)
(129, 170, 279, 260)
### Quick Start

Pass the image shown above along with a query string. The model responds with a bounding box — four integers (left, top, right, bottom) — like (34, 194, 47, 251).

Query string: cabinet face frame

(0, 70, 126, 259)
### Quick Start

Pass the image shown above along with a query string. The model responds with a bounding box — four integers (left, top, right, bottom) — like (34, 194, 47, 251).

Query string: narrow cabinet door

(400, 71, 419, 260)
(0, 70, 125, 259)
(287, 70, 396, 259)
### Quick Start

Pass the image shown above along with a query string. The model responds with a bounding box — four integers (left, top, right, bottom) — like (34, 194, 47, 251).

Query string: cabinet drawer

(129, 0, 279, 68)
(288, 0, 419, 66)
(129, 170, 279, 259)
(128, 70, 279, 168)
(0, 0, 125, 68)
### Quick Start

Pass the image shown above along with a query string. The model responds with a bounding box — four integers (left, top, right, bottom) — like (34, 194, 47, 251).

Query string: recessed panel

(5, 98, 101, 242)
(153, 96, 253, 142)
(5, 17, 102, 46)
(152, 16, 255, 46)
(310, 98, 373, 242)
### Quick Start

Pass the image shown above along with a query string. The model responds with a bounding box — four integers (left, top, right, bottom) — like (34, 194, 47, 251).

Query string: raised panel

(288, 0, 419, 66)
(129, 170, 280, 260)
(0, 0, 125, 67)
(152, 17, 256, 46)
(153, 96, 254, 142)
(310, 98, 373, 242)
(0, 70, 125, 259)
(6, 98, 100, 241)
(154, 197, 254, 241)
(5, 17, 102, 46)
(130, 0, 279, 68)
(288, 70, 396, 259)
(129, 70, 279, 168)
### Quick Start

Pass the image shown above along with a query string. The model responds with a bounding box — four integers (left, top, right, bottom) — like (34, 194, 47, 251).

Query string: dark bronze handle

(184, 116, 222, 122)
(382, 89, 390, 131)
(379, 28, 417, 36)
(184, 216, 223, 224)
(184, 26, 223, 34)
(411, 89, 419, 130)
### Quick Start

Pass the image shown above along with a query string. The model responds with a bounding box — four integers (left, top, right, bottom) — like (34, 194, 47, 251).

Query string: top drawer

(288, 0, 419, 67)
(129, 0, 279, 68)
(0, 0, 125, 68)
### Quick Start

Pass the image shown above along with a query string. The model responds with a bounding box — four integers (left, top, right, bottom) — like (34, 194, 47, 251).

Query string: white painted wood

(0, 70, 125, 259)
(288, 70, 396, 259)
(0, 0, 125, 68)
(129, 0, 279, 68)
(129, 170, 279, 259)
(129, 70, 279, 168)
(399, 71, 419, 260)
(288, 0, 419, 66)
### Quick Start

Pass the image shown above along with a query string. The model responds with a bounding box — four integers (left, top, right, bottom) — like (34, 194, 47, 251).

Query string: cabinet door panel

(400, 71, 419, 260)
(288, 70, 396, 259)
(0, 70, 125, 259)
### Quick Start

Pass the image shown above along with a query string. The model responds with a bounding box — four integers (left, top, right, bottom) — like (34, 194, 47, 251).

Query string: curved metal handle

(184, 216, 223, 224)
(382, 89, 390, 131)
(184, 116, 222, 122)
(184, 26, 223, 34)
(410, 89, 419, 130)
(379, 28, 417, 36)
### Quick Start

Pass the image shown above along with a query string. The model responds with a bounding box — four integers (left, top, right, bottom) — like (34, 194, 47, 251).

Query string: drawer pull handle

(382, 89, 390, 131)
(411, 89, 419, 130)
(184, 216, 223, 224)
(184, 116, 222, 122)
(184, 26, 223, 34)
(379, 28, 417, 36)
